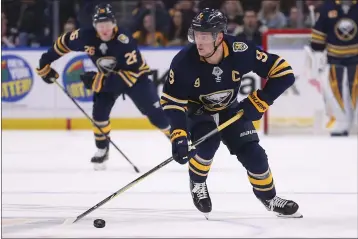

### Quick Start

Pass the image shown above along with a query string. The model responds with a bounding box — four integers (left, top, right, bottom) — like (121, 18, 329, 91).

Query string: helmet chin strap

(203, 38, 224, 59)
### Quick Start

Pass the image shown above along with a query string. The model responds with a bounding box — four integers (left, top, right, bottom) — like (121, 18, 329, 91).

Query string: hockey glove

(80, 72, 105, 93)
(36, 64, 59, 84)
(170, 129, 197, 165)
(238, 90, 273, 121)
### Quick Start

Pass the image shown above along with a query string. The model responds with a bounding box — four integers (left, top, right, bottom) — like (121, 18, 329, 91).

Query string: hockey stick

(53, 81, 140, 173)
(70, 110, 244, 224)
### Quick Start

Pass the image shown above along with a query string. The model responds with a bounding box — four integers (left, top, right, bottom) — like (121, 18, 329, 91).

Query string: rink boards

(2, 47, 326, 132)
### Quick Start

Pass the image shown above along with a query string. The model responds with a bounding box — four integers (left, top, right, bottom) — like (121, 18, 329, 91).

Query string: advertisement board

(4, 47, 320, 131)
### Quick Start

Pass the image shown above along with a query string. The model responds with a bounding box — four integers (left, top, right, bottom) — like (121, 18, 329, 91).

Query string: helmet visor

(188, 27, 217, 44)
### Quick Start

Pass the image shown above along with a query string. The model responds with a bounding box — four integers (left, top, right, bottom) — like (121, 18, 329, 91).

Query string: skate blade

(277, 211, 303, 218)
(93, 162, 106, 171)
(203, 213, 210, 220)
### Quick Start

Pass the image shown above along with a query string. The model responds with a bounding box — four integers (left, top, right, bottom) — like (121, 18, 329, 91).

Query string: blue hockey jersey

(39, 27, 151, 89)
(160, 34, 295, 131)
(311, 0, 358, 65)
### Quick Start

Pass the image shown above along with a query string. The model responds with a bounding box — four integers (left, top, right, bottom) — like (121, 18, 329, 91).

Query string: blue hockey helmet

(92, 3, 116, 26)
(188, 8, 227, 43)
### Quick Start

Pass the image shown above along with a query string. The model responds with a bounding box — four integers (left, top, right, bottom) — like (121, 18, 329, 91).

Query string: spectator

(198, 0, 225, 10)
(220, 0, 244, 36)
(38, 24, 52, 47)
(169, 0, 197, 29)
(132, 13, 168, 47)
(167, 10, 188, 46)
(258, 0, 287, 29)
(287, 6, 303, 28)
(63, 18, 77, 33)
(304, 0, 324, 27)
(131, 0, 171, 36)
(1, 12, 17, 47)
(236, 9, 267, 46)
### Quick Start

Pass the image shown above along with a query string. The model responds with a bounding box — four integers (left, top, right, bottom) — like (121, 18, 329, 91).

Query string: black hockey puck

(93, 219, 105, 228)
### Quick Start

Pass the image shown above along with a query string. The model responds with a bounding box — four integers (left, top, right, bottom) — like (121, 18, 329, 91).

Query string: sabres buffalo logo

(334, 18, 357, 41)
(199, 89, 234, 111)
(96, 56, 117, 74)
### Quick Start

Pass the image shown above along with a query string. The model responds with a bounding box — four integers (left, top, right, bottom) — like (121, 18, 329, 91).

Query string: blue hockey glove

(238, 90, 273, 121)
(170, 129, 197, 165)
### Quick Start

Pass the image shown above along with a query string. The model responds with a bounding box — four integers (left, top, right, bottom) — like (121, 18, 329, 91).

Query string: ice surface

(2, 130, 358, 238)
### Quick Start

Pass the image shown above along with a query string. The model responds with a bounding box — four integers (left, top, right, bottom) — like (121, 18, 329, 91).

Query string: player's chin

(99, 35, 112, 42)
(197, 49, 208, 57)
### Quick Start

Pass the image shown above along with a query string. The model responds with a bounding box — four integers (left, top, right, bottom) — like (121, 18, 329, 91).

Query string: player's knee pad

(235, 141, 276, 199)
(188, 121, 220, 183)
(92, 93, 117, 122)
(235, 141, 268, 171)
(127, 78, 170, 133)
(144, 101, 170, 132)
(221, 120, 259, 155)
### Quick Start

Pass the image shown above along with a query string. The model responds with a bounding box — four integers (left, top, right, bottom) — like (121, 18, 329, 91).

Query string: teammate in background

(161, 8, 302, 219)
(310, 0, 358, 136)
(36, 3, 170, 170)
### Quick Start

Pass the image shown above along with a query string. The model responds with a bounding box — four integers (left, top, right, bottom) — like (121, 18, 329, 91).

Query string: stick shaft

(54, 81, 140, 173)
(72, 110, 244, 223)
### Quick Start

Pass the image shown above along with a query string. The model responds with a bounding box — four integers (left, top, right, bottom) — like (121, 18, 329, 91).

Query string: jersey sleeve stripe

(36, 64, 51, 76)
(269, 60, 290, 77)
(161, 92, 188, 104)
(267, 57, 284, 76)
(311, 38, 326, 45)
(118, 71, 134, 87)
(55, 37, 70, 54)
(53, 42, 65, 56)
(163, 105, 186, 112)
(312, 29, 327, 37)
(60, 33, 71, 52)
(311, 33, 326, 41)
(270, 69, 294, 78)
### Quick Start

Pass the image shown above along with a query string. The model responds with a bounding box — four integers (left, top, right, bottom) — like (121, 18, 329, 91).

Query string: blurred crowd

(1, 0, 324, 48)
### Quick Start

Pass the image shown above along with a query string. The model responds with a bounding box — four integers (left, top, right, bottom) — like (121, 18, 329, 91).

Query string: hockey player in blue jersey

(161, 8, 302, 218)
(310, 0, 358, 136)
(36, 3, 170, 170)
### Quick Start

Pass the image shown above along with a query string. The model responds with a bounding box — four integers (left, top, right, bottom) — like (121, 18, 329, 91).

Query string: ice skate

(91, 147, 109, 171)
(190, 180, 212, 219)
(258, 195, 302, 218)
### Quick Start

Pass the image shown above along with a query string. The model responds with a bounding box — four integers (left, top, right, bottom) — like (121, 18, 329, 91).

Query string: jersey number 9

(256, 50, 268, 63)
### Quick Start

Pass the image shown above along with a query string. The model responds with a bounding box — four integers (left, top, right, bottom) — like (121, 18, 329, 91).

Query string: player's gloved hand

(80, 72, 105, 92)
(170, 129, 196, 165)
(35, 64, 59, 84)
(238, 90, 273, 121)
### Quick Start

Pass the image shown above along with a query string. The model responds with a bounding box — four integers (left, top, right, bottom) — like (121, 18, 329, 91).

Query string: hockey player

(310, 0, 358, 136)
(36, 3, 170, 169)
(161, 8, 302, 218)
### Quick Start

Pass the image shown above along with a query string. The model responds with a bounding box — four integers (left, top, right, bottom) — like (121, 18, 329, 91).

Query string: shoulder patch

(118, 34, 129, 44)
(233, 42, 248, 52)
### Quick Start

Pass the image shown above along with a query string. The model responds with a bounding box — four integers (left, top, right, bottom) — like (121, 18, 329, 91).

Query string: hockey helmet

(188, 8, 227, 44)
(92, 3, 116, 26)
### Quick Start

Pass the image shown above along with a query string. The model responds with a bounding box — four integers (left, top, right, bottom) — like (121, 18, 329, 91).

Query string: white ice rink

(2, 130, 358, 238)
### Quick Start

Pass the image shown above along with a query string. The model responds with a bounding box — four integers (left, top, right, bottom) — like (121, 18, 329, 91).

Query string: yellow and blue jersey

(39, 27, 151, 88)
(311, 0, 358, 65)
(161, 34, 295, 131)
